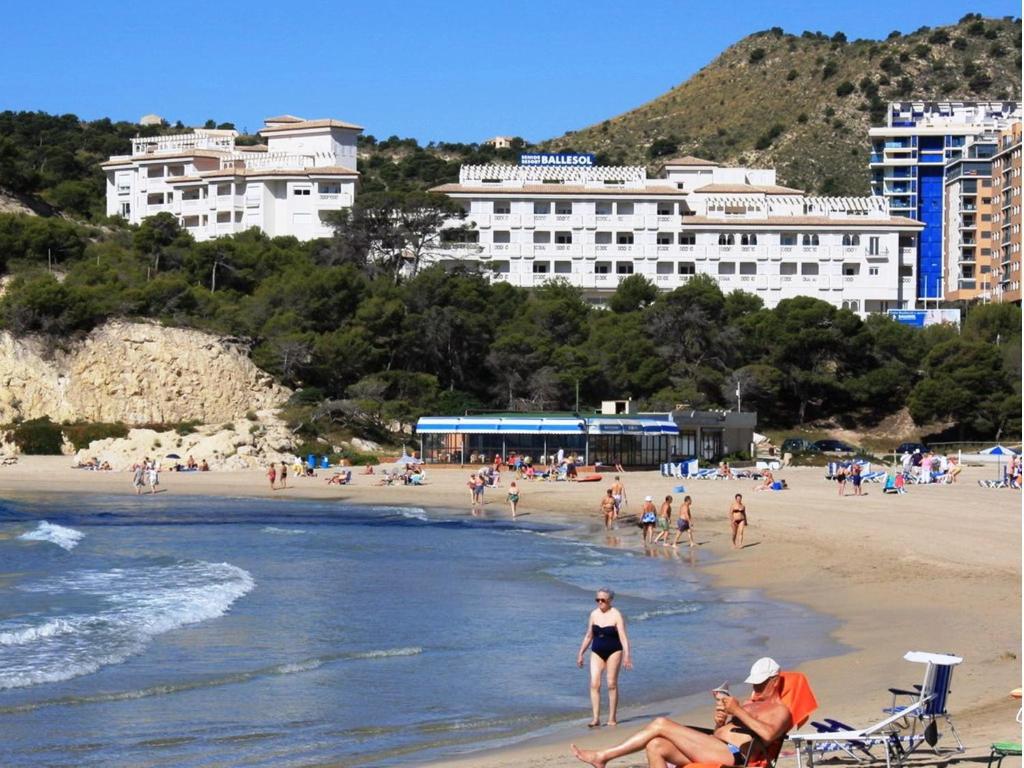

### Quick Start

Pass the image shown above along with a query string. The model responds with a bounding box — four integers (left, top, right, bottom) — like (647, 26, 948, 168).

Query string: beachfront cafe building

(414, 407, 757, 467)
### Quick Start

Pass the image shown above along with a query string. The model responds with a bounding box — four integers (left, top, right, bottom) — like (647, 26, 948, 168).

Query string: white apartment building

(869, 101, 1022, 303)
(430, 157, 923, 313)
(103, 115, 361, 241)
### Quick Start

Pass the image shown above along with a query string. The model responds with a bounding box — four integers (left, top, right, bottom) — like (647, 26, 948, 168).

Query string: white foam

(347, 646, 422, 660)
(261, 526, 307, 535)
(631, 605, 701, 622)
(18, 522, 84, 551)
(0, 561, 255, 690)
(397, 508, 430, 522)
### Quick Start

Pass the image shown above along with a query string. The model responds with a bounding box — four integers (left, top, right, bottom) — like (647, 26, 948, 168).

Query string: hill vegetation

(544, 14, 1022, 194)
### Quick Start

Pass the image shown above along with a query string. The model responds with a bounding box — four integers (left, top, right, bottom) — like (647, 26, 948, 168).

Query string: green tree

(609, 274, 658, 313)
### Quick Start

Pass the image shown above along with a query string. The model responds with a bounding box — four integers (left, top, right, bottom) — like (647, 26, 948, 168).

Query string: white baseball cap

(744, 657, 781, 684)
(644, 495, 653, 501)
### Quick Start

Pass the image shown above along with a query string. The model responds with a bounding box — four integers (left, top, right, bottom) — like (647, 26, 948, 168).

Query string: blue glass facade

(917, 167, 944, 299)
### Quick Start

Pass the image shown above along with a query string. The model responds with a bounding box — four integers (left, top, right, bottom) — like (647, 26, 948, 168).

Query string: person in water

(571, 657, 790, 768)
(576, 588, 633, 728)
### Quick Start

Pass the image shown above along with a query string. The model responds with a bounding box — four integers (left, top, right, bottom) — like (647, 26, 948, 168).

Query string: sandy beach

(0, 457, 1019, 768)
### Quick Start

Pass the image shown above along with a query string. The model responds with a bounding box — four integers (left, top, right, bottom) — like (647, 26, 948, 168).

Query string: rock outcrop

(0, 321, 290, 425)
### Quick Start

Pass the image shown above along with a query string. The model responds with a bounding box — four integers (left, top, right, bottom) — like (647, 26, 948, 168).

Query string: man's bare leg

(571, 716, 737, 767)
(646, 736, 690, 768)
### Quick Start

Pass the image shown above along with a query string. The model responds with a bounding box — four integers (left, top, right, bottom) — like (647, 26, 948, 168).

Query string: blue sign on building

(519, 153, 596, 167)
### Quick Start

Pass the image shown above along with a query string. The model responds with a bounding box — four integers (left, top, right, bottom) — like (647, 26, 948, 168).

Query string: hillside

(543, 15, 1022, 195)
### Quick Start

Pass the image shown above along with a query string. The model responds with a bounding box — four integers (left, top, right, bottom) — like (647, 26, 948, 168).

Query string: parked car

(781, 438, 819, 454)
(895, 442, 929, 455)
(813, 439, 858, 454)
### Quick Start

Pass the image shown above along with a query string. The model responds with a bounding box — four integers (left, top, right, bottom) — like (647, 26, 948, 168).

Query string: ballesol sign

(519, 153, 596, 167)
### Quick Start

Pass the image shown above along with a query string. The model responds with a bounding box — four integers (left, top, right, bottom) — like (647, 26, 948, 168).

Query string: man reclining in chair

(572, 658, 790, 768)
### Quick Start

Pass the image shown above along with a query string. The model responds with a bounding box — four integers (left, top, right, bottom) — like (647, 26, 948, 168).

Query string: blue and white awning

(415, 416, 678, 436)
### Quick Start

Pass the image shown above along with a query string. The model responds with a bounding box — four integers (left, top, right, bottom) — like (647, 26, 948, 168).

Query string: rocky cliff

(0, 320, 291, 425)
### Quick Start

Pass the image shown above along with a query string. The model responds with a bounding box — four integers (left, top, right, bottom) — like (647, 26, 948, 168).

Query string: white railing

(133, 133, 235, 156)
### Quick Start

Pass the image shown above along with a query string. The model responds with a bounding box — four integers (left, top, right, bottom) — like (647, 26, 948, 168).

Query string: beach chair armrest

(888, 687, 919, 697)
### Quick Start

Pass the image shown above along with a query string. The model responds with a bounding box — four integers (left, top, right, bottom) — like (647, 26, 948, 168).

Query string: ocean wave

(631, 605, 701, 622)
(18, 521, 84, 551)
(261, 526, 307, 535)
(0, 561, 254, 690)
(396, 508, 430, 522)
(345, 646, 422, 660)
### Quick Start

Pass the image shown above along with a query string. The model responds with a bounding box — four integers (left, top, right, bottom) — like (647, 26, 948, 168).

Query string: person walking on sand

(610, 476, 627, 521)
(147, 459, 160, 494)
(653, 495, 673, 545)
(132, 462, 145, 495)
(600, 489, 617, 529)
(576, 588, 632, 728)
(267, 463, 277, 491)
(279, 461, 288, 489)
(507, 480, 520, 518)
(639, 496, 657, 545)
(673, 495, 695, 548)
(730, 494, 747, 549)
(835, 463, 847, 496)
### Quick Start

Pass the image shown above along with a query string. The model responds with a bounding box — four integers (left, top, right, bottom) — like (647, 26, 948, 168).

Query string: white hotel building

(102, 116, 361, 241)
(430, 157, 923, 312)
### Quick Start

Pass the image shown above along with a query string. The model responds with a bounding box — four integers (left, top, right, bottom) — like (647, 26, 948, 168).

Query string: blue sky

(1, 0, 1018, 143)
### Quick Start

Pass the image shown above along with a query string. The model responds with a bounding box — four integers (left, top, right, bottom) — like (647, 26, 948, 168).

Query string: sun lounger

(791, 651, 963, 768)
(685, 671, 818, 768)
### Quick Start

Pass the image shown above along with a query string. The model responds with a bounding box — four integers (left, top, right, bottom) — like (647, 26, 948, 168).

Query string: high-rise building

(992, 123, 1022, 304)
(869, 101, 1022, 304)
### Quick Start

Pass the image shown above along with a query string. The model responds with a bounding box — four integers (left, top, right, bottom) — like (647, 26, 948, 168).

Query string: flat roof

(416, 415, 678, 435)
(259, 118, 364, 134)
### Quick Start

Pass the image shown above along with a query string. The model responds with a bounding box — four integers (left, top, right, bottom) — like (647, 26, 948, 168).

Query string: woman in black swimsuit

(730, 494, 747, 549)
(576, 588, 632, 728)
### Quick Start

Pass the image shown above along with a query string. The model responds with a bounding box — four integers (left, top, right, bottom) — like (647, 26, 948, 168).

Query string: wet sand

(0, 457, 1019, 767)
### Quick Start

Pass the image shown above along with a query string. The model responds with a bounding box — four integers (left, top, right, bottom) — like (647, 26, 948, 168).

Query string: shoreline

(0, 458, 1020, 767)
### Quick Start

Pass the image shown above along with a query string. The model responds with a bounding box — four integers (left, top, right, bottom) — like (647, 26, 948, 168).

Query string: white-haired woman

(576, 588, 632, 728)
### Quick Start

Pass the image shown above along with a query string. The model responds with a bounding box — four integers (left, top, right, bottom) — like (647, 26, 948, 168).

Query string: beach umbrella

(165, 453, 182, 459)
(980, 445, 1015, 480)
(393, 452, 422, 467)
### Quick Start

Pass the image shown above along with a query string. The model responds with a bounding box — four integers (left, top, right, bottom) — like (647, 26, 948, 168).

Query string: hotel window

(656, 261, 674, 274)
(801, 263, 819, 275)
(616, 262, 634, 274)
(119, 202, 131, 217)
(678, 262, 696, 275)
(657, 232, 674, 245)
(493, 231, 511, 243)
(679, 232, 696, 245)
(657, 203, 675, 215)
(868, 236, 880, 255)
(869, 267, 880, 276)
(740, 234, 758, 246)
(843, 264, 861, 276)
(319, 183, 341, 194)
(292, 186, 311, 196)
(494, 201, 511, 214)
(801, 234, 819, 246)
(554, 260, 572, 274)
(616, 232, 634, 245)
(555, 231, 572, 244)
(533, 231, 551, 244)
(147, 165, 164, 178)
(182, 188, 201, 201)
(781, 234, 797, 246)
(780, 263, 797, 275)
(842, 234, 860, 246)
(739, 262, 756, 275)
(595, 202, 613, 215)
(842, 300, 860, 312)
(555, 202, 572, 215)
(718, 262, 735, 275)
(167, 165, 184, 177)
(616, 202, 634, 215)
(595, 232, 612, 244)
(533, 261, 549, 273)
(595, 262, 611, 274)
(534, 201, 551, 214)
(718, 234, 735, 246)
(492, 260, 510, 273)
(217, 211, 231, 223)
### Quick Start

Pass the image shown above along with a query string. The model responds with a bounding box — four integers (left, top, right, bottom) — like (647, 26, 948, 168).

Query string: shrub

(11, 417, 64, 455)
(824, 106, 836, 118)
(879, 56, 901, 74)
(963, 61, 979, 76)
(969, 72, 994, 92)
(983, 28, 998, 39)
(967, 20, 986, 36)
(831, 31, 847, 44)
(786, 69, 799, 81)
(990, 43, 1008, 58)
(754, 124, 786, 150)
(62, 422, 130, 451)
(887, 30, 902, 39)
(797, 113, 809, 123)
(913, 43, 931, 58)
(175, 420, 202, 435)
(835, 81, 855, 97)
(928, 30, 951, 44)
(821, 60, 839, 79)
(748, 48, 766, 64)
(951, 37, 968, 50)
(898, 51, 910, 62)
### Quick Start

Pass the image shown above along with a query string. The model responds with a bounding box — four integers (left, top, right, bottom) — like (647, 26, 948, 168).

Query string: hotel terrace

(102, 115, 361, 241)
(430, 157, 924, 313)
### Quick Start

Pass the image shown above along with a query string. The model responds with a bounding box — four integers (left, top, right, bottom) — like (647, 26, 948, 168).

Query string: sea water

(0, 495, 840, 767)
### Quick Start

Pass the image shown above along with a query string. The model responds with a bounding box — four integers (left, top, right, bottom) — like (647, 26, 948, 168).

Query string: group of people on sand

(130, 458, 161, 495)
(604, 482, 748, 550)
(466, 471, 523, 517)
(574, 587, 788, 768)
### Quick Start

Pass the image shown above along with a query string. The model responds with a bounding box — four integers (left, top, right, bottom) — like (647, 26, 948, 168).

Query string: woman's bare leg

(571, 716, 736, 768)
(736, 521, 746, 549)
(588, 653, 605, 726)
(605, 651, 623, 725)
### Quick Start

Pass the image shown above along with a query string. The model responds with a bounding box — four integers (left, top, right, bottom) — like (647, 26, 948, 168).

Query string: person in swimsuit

(673, 495, 695, 547)
(640, 496, 657, 545)
(730, 494, 747, 550)
(610, 476, 627, 520)
(600, 489, 617, 529)
(507, 480, 520, 518)
(653, 495, 672, 544)
(850, 463, 862, 496)
(571, 657, 790, 768)
(576, 588, 632, 728)
(835, 464, 847, 496)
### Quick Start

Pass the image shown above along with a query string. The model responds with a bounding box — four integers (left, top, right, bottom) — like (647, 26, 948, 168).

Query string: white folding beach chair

(791, 652, 964, 768)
